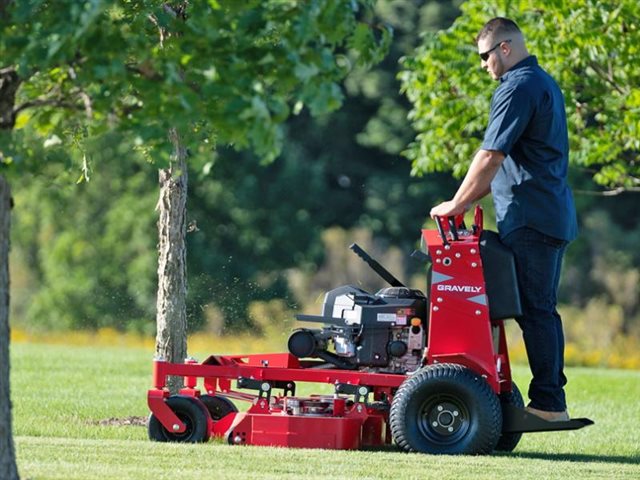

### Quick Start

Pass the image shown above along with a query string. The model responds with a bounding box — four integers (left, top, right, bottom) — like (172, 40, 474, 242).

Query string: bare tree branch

(68, 66, 93, 119)
(0, 66, 17, 76)
(588, 61, 628, 96)
(12, 82, 80, 116)
(147, 13, 166, 48)
(574, 186, 640, 196)
(13, 98, 77, 114)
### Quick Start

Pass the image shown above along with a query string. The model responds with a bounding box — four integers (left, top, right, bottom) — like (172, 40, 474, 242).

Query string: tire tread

(390, 363, 501, 455)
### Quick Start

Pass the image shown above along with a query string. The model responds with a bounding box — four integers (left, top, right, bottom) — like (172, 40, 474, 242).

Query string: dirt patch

(92, 416, 148, 427)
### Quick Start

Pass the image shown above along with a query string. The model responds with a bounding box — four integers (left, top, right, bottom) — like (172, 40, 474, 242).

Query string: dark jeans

(502, 227, 568, 412)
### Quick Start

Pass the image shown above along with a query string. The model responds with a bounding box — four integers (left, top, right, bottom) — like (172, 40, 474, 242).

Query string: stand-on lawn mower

(147, 206, 593, 455)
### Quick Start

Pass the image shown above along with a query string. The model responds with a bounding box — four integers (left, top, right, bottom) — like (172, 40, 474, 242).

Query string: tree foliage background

(402, 0, 640, 190)
(401, 0, 640, 351)
(3, 0, 392, 332)
(4, 0, 639, 365)
(6, 0, 457, 334)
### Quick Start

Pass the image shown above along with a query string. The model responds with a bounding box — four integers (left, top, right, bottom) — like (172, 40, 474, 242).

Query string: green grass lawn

(11, 342, 640, 479)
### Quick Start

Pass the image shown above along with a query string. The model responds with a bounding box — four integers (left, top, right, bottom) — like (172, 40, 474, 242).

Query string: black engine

(288, 244, 428, 373)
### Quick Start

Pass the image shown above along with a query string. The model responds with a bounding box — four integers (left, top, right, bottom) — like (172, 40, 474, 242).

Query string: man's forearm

(430, 149, 504, 218)
(452, 149, 504, 208)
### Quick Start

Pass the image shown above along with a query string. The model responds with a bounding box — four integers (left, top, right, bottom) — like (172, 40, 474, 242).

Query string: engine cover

(291, 284, 427, 372)
(322, 285, 426, 326)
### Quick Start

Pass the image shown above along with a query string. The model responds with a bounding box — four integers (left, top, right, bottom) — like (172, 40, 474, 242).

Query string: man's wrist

(451, 198, 470, 213)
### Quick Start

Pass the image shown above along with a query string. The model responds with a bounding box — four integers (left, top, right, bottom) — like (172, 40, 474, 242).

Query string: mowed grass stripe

(15, 436, 640, 480)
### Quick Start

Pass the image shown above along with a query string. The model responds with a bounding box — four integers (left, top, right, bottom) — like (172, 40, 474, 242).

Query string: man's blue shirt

(482, 55, 578, 241)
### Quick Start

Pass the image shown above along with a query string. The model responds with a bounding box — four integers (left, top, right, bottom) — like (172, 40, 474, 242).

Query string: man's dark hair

(476, 17, 521, 43)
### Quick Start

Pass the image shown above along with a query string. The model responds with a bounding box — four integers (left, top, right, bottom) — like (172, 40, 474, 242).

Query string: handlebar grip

(435, 216, 449, 246)
(474, 205, 484, 232)
(448, 216, 459, 241)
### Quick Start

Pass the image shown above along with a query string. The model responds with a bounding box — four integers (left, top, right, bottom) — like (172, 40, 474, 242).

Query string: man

(430, 17, 577, 422)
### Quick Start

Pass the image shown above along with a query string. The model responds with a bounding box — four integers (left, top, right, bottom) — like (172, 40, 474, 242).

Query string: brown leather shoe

(525, 406, 570, 422)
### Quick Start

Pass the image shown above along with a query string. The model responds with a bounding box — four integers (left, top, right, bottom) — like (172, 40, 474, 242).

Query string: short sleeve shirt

(482, 56, 578, 241)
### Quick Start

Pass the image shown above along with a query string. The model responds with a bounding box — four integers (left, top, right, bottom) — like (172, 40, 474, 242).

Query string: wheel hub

(424, 400, 466, 437)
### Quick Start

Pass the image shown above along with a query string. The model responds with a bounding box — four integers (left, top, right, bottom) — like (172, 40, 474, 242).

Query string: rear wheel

(148, 396, 210, 443)
(390, 363, 502, 455)
(199, 394, 238, 421)
(495, 382, 524, 452)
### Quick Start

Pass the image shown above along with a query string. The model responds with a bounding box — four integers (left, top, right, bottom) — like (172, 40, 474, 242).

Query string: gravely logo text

(436, 285, 482, 293)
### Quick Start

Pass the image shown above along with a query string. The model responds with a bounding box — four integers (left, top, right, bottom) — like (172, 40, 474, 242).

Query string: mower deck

(147, 352, 592, 450)
(148, 352, 404, 449)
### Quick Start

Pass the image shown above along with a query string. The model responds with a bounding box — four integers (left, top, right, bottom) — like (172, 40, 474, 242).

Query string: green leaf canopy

(1, 0, 391, 167)
(401, 0, 640, 190)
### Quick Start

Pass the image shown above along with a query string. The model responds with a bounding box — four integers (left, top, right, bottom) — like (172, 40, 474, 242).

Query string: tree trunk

(0, 68, 20, 130)
(0, 175, 19, 480)
(154, 128, 188, 393)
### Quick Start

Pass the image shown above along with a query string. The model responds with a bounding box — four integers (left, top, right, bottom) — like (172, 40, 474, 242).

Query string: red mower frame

(147, 207, 592, 454)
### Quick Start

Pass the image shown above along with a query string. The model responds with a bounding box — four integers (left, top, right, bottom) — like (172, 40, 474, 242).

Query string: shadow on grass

(362, 446, 639, 465)
(499, 451, 640, 465)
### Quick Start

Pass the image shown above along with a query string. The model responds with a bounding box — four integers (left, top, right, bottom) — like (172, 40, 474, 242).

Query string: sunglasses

(479, 39, 512, 61)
